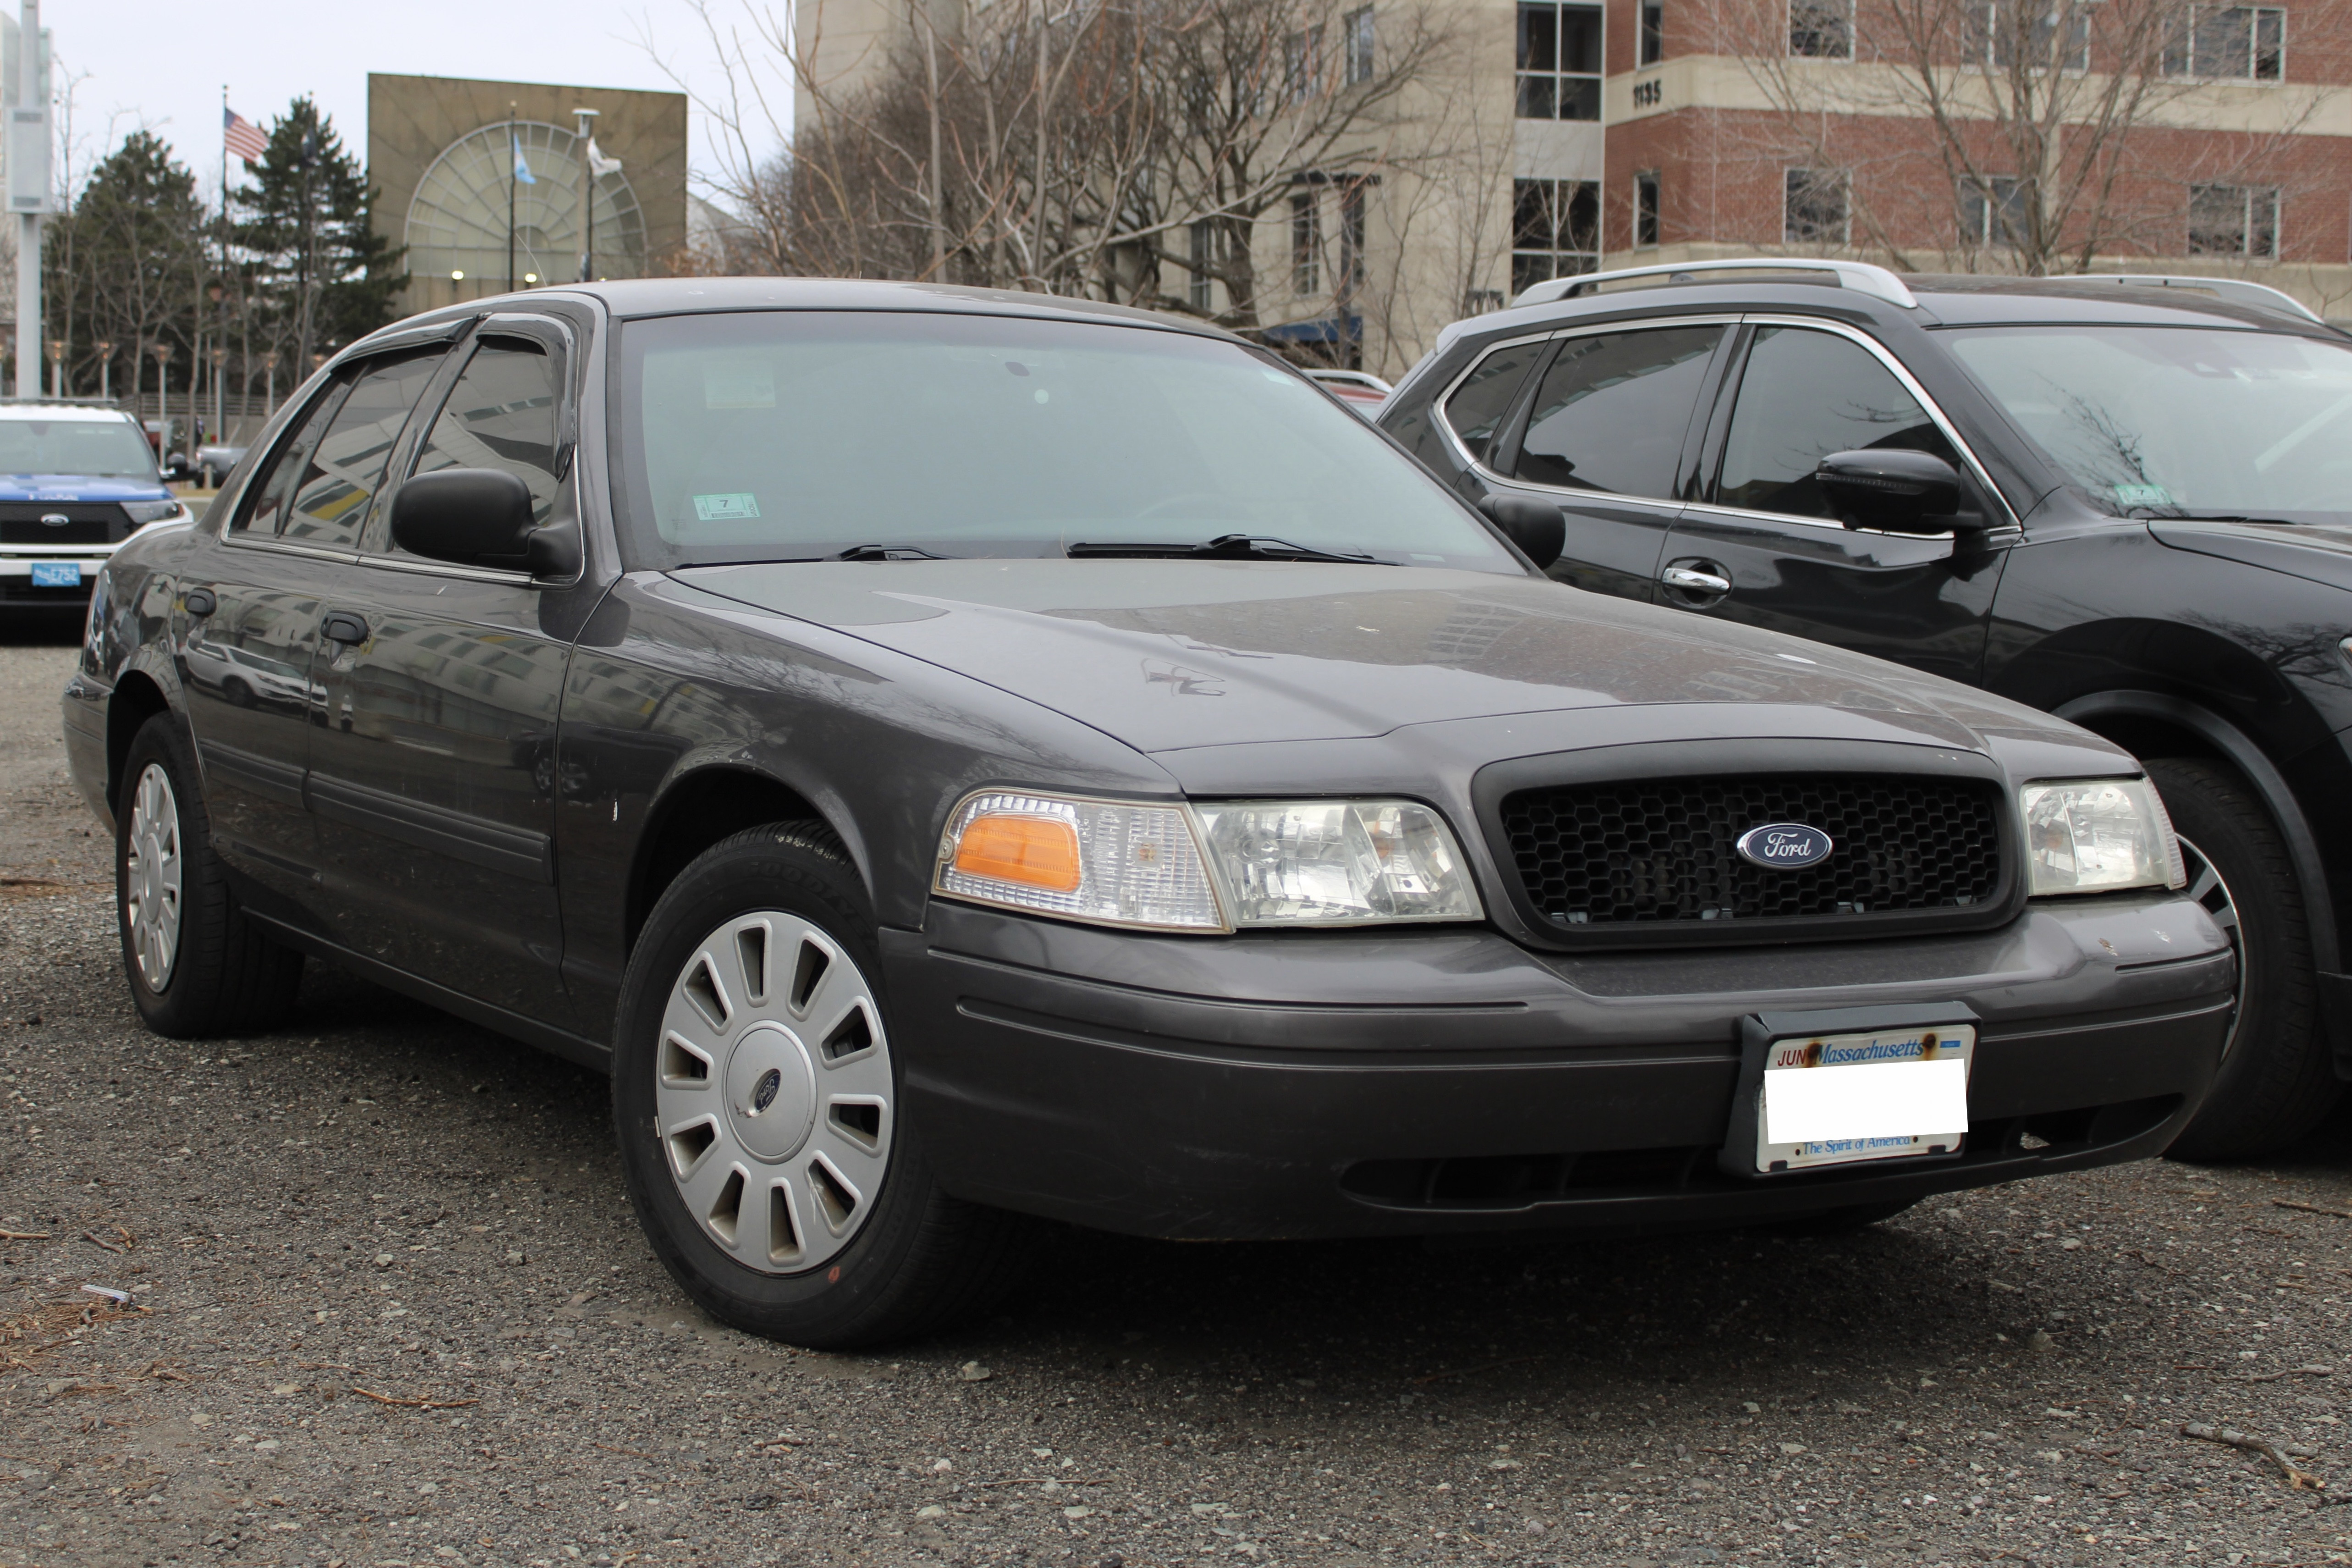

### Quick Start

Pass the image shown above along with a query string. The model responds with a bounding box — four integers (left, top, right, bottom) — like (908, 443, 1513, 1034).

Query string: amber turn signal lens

(953, 813, 1082, 892)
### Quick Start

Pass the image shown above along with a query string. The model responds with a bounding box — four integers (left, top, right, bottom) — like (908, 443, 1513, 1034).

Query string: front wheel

(611, 823, 1036, 1348)
(2148, 757, 2336, 1162)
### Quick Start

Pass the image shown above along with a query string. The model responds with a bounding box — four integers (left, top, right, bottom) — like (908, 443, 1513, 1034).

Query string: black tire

(612, 822, 1038, 1349)
(116, 713, 303, 1038)
(2148, 756, 2336, 1163)
(1773, 1198, 1918, 1236)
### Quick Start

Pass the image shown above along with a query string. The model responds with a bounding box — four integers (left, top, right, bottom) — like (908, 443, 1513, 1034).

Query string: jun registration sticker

(1755, 1021, 1975, 1172)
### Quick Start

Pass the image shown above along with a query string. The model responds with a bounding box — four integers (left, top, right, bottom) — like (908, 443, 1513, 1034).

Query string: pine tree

(235, 97, 406, 371)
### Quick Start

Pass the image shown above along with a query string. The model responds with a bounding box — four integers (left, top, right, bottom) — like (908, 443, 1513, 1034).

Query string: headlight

(2019, 777, 2186, 895)
(1194, 800, 1482, 925)
(123, 500, 186, 526)
(933, 791, 1484, 930)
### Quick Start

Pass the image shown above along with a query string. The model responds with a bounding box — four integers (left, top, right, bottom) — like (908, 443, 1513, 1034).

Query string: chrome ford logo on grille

(1736, 823, 1833, 869)
(39, 512, 68, 527)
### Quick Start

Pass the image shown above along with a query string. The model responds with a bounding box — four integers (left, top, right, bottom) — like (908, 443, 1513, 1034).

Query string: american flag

(224, 107, 268, 167)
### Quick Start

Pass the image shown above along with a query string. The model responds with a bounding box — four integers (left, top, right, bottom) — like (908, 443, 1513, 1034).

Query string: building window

(1789, 0, 1852, 57)
(1972, 0, 2089, 70)
(2165, 6, 2286, 79)
(1518, 3, 1603, 120)
(1338, 182, 1368, 299)
(1639, 0, 1665, 65)
(1960, 175, 2030, 246)
(1513, 178, 1599, 298)
(1189, 221, 1215, 313)
(1633, 171, 1662, 247)
(1285, 25, 1326, 103)
(1784, 168, 1849, 245)
(1344, 6, 1376, 85)
(2189, 183, 2280, 258)
(1292, 192, 1323, 294)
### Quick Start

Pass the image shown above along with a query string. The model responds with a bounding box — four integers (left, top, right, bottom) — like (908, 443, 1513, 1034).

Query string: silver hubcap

(125, 762, 184, 992)
(656, 911, 893, 1274)
(2179, 834, 2244, 1058)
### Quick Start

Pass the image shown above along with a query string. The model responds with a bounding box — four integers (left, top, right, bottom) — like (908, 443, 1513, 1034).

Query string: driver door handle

(321, 611, 370, 646)
(1660, 565, 1732, 596)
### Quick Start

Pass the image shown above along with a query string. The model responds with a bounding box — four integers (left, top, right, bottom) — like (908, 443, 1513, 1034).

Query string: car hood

(0, 474, 172, 501)
(674, 560, 2099, 765)
(2150, 519, 2352, 593)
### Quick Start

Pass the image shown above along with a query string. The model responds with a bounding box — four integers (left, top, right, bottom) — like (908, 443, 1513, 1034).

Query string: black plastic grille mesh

(1500, 774, 2004, 930)
(0, 503, 124, 545)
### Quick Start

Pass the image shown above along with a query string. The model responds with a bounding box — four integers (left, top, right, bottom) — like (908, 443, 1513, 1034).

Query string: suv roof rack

(1511, 257, 1919, 311)
(2060, 273, 2323, 323)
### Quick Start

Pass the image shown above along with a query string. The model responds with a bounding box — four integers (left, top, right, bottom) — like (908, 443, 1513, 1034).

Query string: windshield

(1944, 325, 2352, 519)
(0, 416, 159, 479)
(615, 311, 1516, 570)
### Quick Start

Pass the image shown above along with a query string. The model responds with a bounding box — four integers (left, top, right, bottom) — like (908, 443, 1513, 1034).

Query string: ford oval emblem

(750, 1067, 782, 1114)
(39, 512, 68, 527)
(1736, 822, 1834, 869)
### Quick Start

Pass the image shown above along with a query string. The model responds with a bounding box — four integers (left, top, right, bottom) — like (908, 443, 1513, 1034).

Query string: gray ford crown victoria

(63, 280, 2231, 1347)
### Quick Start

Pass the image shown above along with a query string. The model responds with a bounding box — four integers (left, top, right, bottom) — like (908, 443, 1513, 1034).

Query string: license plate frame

(1718, 1004, 1978, 1177)
(28, 561, 82, 589)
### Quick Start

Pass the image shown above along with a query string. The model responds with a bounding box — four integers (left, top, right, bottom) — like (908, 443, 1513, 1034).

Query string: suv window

(1441, 340, 1547, 468)
(408, 337, 564, 531)
(280, 351, 445, 548)
(235, 381, 353, 535)
(1716, 326, 1956, 519)
(1513, 326, 1724, 497)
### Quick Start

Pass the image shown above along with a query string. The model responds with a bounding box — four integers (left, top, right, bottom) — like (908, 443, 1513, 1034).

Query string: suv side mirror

(390, 468, 572, 575)
(1814, 449, 1987, 535)
(1478, 493, 1566, 570)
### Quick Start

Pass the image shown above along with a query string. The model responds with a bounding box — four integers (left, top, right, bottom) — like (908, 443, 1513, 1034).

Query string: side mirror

(1814, 449, 1985, 534)
(391, 468, 543, 572)
(1477, 492, 1566, 570)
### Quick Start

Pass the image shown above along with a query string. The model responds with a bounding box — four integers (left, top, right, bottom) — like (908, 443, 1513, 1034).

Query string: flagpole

(219, 85, 229, 431)
(506, 102, 516, 293)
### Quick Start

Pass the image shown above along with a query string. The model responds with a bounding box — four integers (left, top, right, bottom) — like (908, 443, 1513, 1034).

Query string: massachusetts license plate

(29, 562, 82, 588)
(1756, 1021, 1975, 1171)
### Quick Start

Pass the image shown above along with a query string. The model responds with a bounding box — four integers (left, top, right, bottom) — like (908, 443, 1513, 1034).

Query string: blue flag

(513, 135, 536, 185)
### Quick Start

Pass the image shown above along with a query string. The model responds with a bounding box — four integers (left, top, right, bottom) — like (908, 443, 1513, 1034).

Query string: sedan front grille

(0, 502, 125, 546)
(1499, 773, 2004, 933)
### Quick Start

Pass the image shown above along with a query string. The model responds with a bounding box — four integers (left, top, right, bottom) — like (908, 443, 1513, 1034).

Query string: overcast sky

(54, 0, 786, 199)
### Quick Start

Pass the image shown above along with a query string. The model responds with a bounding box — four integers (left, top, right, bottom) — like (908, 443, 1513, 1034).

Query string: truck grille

(0, 503, 125, 546)
(1499, 774, 2004, 933)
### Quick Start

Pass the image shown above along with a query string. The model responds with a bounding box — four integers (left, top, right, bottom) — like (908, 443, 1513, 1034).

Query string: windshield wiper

(834, 543, 950, 561)
(2128, 510, 2299, 525)
(1065, 533, 1388, 564)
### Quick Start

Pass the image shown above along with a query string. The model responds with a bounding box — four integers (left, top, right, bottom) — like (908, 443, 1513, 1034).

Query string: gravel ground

(5, 626, 2352, 1568)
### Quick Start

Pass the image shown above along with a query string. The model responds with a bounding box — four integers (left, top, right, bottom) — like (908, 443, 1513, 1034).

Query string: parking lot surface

(4, 627, 2352, 1568)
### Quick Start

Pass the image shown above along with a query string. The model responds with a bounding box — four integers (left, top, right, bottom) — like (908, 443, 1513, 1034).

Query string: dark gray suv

(66, 280, 2230, 1346)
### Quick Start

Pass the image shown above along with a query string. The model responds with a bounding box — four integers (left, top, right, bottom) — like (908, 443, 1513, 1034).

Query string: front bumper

(883, 894, 2232, 1239)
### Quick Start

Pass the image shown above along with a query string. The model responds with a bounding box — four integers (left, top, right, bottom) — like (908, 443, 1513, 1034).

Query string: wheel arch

(624, 765, 860, 956)
(106, 671, 172, 814)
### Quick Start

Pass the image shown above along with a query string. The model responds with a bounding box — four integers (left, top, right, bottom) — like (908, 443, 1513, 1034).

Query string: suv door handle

(320, 611, 370, 646)
(1660, 564, 1732, 596)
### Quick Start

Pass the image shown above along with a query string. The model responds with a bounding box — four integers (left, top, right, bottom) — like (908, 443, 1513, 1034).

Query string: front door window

(1715, 326, 1957, 518)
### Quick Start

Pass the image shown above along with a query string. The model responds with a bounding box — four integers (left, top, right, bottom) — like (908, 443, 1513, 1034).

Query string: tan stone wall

(368, 73, 689, 313)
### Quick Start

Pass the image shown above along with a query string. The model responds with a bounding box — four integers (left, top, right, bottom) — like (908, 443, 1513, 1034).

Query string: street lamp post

(573, 107, 599, 283)
(46, 336, 62, 398)
(95, 340, 114, 403)
(209, 346, 227, 446)
(262, 349, 278, 416)
(149, 342, 175, 462)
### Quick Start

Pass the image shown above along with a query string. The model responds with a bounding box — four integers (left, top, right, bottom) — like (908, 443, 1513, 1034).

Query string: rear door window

(1714, 326, 1957, 519)
(1512, 326, 1725, 498)
(280, 351, 445, 547)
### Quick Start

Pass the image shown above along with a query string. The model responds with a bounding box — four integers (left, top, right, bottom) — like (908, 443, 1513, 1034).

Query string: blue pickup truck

(0, 403, 192, 614)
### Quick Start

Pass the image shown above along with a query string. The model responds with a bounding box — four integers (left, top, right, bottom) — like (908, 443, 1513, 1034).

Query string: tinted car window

(281, 351, 444, 548)
(409, 338, 563, 528)
(1513, 326, 1724, 496)
(1441, 340, 1546, 467)
(234, 380, 354, 536)
(618, 312, 1516, 571)
(1716, 326, 1956, 519)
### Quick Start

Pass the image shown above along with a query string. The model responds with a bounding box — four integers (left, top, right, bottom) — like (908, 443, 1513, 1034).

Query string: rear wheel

(2148, 757, 2335, 1162)
(116, 714, 303, 1038)
(612, 823, 1037, 1348)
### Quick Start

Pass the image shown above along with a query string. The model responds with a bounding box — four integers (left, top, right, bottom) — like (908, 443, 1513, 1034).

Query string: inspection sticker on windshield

(1757, 1022, 1973, 1171)
(2112, 483, 2173, 508)
(693, 493, 761, 522)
